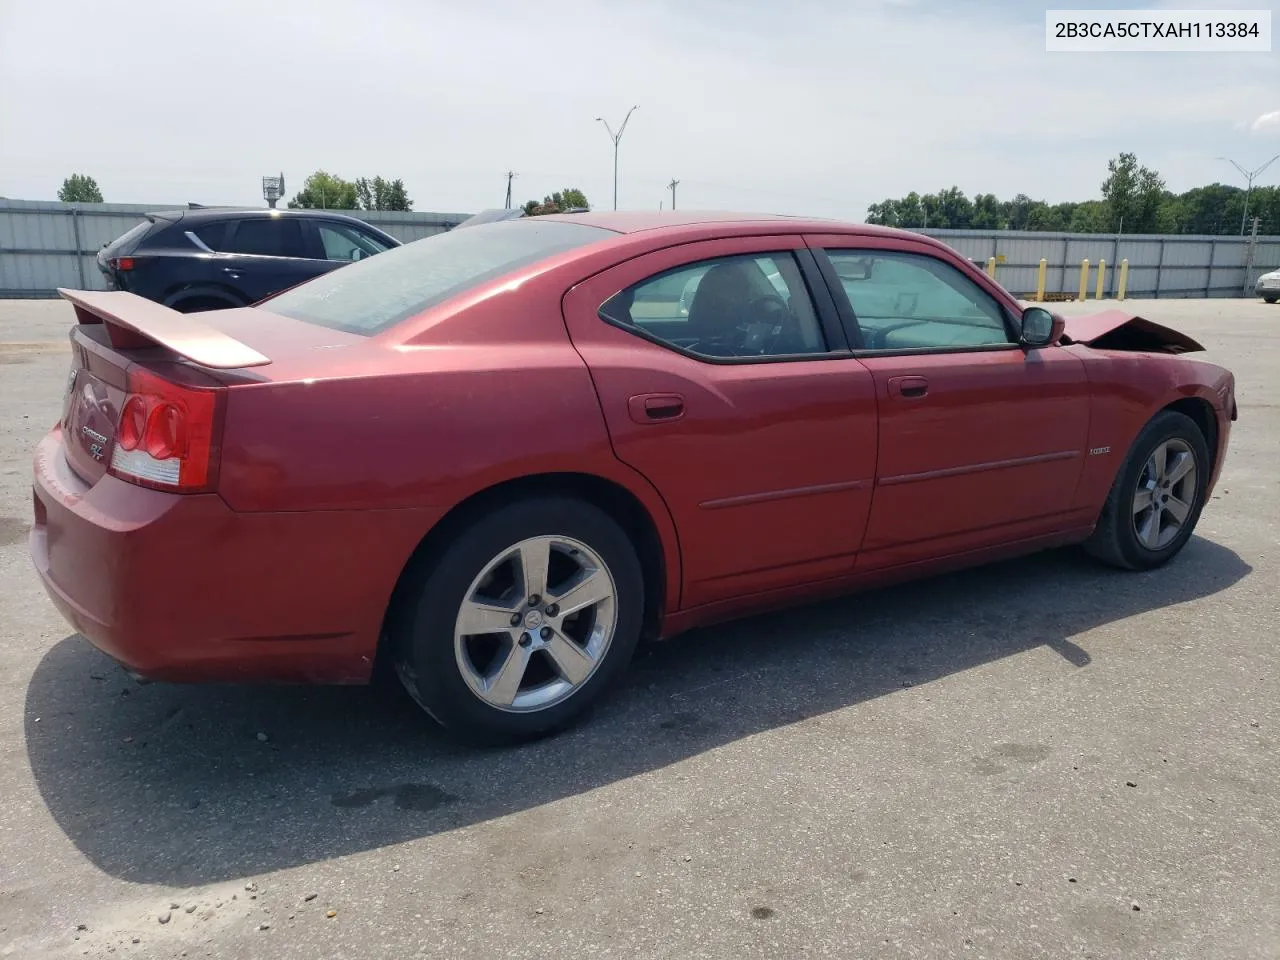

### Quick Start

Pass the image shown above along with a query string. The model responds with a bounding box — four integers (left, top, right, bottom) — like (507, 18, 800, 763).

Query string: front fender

(1068, 345, 1232, 515)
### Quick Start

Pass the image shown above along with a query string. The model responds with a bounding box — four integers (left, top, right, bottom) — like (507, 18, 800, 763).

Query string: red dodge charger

(31, 212, 1237, 742)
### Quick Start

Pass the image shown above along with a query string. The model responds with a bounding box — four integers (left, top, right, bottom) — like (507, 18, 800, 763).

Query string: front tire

(393, 497, 644, 744)
(1082, 410, 1211, 571)
(1264, 296, 1278, 304)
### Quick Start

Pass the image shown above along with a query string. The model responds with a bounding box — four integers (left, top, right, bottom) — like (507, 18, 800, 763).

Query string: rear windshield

(264, 219, 617, 335)
(106, 218, 161, 254)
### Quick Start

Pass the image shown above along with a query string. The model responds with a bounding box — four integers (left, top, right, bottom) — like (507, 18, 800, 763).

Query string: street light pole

(595, 105, 638, 211)
(1217, 154, 1280, 235)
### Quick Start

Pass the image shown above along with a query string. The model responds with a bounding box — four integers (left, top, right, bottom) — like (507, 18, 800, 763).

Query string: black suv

(96, 208, 401, 312)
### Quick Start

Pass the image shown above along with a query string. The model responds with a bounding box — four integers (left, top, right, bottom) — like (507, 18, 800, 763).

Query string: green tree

(865, 199, 898, 226)
(288, 171, 358, 210)
(1029, 202, 1076, 231)
(862, 153, 1270, 235)
(1249, 185, 1280, 235)
(1002, 194, 1040, 230)
(522, 187, 591, 216)
(970, 193, 1004, 229)
(355, 176, 413, 211)
(896, 192, 924, 228)
(1069, 200, 1110, 233)
(1101, 152, 1165, 232)
(934, 186, 974, 229)
(58, 174, 103, 203)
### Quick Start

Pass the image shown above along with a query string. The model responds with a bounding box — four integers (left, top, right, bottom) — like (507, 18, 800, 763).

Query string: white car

(1257, 268, 1280, 304)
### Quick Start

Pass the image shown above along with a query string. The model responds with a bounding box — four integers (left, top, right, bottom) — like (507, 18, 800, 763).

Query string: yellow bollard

(1095, 258, 1107, 300)
(1078, 259, 1090, 301)
(985, 256, 996, 279)
(1036, 258, 1047, 302)
(1117, 259, 1129, 301)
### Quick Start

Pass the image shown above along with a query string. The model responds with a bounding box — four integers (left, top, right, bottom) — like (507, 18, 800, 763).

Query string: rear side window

(600, 253, 827, 359)
(225, 218, 308, 258)
(190, 222, 228, 252)
(265, 219, 616, 335)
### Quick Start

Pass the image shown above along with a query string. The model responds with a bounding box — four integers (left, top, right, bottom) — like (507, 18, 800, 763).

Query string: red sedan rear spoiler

(57, 288, 271, 369)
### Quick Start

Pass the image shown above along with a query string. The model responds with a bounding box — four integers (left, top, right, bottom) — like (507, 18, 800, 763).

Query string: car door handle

(887, 375, 929, 400)
(628, 393, 685, 423)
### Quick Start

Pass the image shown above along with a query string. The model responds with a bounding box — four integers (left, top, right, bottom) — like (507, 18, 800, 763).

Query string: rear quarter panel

(215, 272, 684, 614)
(1068, 346, 1234, 511)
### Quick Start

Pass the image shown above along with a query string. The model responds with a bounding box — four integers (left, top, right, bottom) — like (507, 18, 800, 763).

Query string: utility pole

(504, 171, 517, 209)
(594, 105, 639, 210)
(1217, 153, 1280, 235)
(668, 178, 680, 211)
(1243, 215, 1261, 296)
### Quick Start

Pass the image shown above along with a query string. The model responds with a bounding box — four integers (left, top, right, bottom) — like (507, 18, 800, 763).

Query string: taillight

(111, 257, 136, 271)
(109, 368, 221, 492)
(117, 396, 147, 450)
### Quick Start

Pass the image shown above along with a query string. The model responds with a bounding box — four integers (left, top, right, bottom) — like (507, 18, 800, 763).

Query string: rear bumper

(30, 428, 439, 684)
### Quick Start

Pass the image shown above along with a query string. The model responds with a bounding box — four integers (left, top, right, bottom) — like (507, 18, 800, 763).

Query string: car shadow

(24, 537, 1250, 887)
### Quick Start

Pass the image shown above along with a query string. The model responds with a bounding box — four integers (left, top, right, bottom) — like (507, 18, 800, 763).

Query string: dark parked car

(96, 208, 401, 312)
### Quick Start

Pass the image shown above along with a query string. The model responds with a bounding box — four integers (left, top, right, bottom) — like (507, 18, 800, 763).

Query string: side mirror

(1020, 307, 1065, 347)
(349, 248, 364, 262)
(835, 257, 874, 281)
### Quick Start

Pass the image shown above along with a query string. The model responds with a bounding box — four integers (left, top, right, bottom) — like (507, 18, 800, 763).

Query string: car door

(807, 235, 1091, 571)
(562, 235, 879, 609)
(222, 217, 333, 302)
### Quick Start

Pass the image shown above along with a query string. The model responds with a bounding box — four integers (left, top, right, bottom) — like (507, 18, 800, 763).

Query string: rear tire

(1264, 296, 1278, 304)
(393, 496, 644, 745)
(1082, 410, 1210, 571)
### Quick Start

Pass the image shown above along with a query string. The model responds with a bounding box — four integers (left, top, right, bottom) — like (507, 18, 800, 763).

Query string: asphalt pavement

(1, 296, 1277, 959)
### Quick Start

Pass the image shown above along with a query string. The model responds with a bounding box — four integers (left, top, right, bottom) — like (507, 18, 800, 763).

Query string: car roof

(147, 207, 375, 225)
(536, 209, 917, 240)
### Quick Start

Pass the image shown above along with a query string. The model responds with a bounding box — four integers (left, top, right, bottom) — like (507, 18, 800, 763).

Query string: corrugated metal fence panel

(1254, 240, 1280, 272)
(0, 200, 470, 297)
(4, 203, 1278, 298)
(919, 228, 1278, 299)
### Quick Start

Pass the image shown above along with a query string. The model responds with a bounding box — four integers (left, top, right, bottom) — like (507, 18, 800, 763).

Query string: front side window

(226, 218, 308, 259)
(826, 249, 1012, 351)
(600, 253, 826, 359)
(317, 221, 392, 261)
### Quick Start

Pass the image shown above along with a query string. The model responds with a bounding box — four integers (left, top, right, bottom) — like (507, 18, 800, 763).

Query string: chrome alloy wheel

(453, 535, 618, 713)
(1131, 437, 1198, 551)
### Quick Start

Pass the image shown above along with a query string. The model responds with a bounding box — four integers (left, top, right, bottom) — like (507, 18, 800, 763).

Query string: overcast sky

(1, 0, 1277, 219)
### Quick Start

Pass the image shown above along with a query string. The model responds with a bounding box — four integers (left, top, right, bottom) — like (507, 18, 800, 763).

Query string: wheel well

(170, 295, 238, 313)
(1163, 396, 1218, 470)
(163, 285, 244, 311)
(377, 473, 668, 674)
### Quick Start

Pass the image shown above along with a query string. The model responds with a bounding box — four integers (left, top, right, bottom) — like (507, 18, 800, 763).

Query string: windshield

(265, 219, 617, 335)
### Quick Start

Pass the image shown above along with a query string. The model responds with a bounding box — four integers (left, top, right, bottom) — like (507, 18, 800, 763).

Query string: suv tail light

(110, 367, 222, 492)
(109, 257, 136, 271)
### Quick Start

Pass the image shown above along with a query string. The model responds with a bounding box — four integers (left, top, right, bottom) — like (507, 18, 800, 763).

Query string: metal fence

(3, 199, 1278, 299)
(0, 199, 470, 298)
(918, 228, 1280, 300)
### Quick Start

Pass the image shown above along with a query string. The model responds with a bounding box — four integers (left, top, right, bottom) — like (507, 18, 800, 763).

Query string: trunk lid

(61, 328, 130, 485)
(55, 289, 367, 487)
